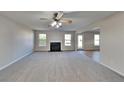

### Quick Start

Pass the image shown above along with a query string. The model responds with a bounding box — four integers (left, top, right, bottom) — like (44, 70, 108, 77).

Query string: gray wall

(100, 12, 124, 76)
(83, 31, 100, 51)
(0, 15, 34, 69)
(34, 30, 75, 51)
(79, 12, 124, 76)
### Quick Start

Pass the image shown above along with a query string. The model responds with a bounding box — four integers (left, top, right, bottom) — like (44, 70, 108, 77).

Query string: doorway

(78, 35, 83, 49)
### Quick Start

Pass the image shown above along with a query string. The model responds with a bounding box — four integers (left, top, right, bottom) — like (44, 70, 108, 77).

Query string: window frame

(64, 34, 72, 46)
(94, 34, 100, 46)
(38, 33, 47, 47)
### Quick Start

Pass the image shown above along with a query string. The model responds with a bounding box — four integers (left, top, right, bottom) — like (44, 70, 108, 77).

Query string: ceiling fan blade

(53, 11, 64, 21)
(57, 11, 64, 20)
(40, 17, 53, 21)
(60, 19, 72, 24)
(40, 18, 53, 22)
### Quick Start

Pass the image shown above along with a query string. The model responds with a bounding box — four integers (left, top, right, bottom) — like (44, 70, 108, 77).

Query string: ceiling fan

(40, 11, 72, 28)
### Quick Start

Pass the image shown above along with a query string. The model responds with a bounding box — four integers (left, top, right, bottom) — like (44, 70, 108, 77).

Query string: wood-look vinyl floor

(0, 51, 124, 82)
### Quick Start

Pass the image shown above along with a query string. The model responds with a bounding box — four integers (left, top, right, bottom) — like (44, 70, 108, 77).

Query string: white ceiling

(0, 11, 116, 31)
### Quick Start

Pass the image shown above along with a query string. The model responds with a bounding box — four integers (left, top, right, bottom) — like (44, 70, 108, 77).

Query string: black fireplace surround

(50, 42, 61, 52)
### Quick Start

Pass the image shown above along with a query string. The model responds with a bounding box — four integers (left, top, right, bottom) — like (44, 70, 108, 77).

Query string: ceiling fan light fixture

(58, 22, 62, 26)
(51, 21, 57, 27)
(55, 24, 60, 28)
(50, 21, 62, 28)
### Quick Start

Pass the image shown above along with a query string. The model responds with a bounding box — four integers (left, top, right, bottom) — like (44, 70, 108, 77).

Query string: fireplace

(50, 42, 61, 52)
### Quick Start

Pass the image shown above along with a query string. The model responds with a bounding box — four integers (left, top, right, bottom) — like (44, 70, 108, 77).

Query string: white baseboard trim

(100, 63, 124, 77)
(0, 51, 33, 71)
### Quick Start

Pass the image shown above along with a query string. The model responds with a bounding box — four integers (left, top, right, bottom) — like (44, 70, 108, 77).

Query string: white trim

(0, 51, 33, 71)
(100, 63, 124, 77)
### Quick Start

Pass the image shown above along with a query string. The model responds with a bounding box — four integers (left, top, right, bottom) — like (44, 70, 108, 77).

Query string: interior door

(78, 35, 83, 49)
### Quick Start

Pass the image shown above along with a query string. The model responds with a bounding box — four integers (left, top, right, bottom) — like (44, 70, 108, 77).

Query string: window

(65, 34, 71, 46)
(94, 34, 100, 46)
(39, 34, 46, 46)
(78, 35, 83, 49)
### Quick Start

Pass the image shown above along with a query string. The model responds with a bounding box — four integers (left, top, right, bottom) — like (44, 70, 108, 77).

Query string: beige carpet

(0, 51, 124, 82)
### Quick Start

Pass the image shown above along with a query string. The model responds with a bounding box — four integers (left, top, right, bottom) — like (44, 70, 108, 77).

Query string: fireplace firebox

(50, 42, 61, 52)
